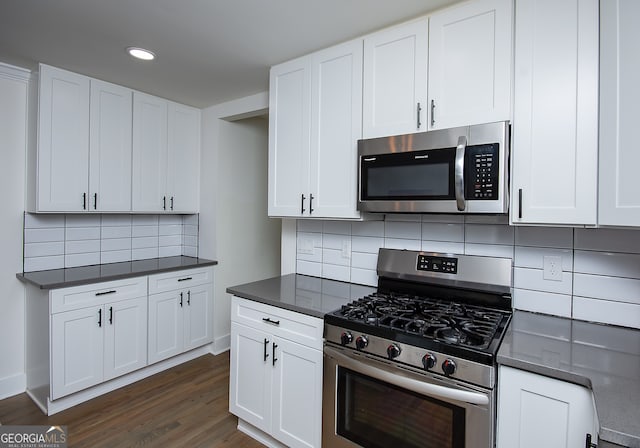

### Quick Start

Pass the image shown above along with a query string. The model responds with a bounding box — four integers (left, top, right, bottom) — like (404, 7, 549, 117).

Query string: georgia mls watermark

(0, 426, 67, 448)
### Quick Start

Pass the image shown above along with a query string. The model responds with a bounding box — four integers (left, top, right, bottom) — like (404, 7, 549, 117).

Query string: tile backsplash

(295, 215, 640, 330)
(23, 213, 199, 272)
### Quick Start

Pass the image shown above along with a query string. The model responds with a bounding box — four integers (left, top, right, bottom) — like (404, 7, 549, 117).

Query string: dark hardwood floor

(0, 352, 264, 448)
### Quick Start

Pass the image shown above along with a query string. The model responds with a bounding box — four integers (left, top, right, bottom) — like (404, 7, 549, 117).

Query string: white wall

(0, 63, 30, 399)
(200, 92, 281, 353)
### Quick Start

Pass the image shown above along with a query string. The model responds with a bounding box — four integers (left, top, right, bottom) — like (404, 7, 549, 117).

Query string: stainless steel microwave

(357, 121, 510, 214)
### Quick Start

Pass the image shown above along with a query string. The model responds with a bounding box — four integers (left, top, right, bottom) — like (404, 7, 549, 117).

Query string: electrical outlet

(298, 236, 314, 255)
(341, 240, 351, 259)
(543, 256, 563, 281)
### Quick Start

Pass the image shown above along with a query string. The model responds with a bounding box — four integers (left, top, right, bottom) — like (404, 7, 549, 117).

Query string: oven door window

(337, 367, 465, 448)
(360, 147, 456, 201)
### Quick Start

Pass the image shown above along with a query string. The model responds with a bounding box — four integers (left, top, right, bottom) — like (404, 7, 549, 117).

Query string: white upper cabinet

(428, 0, 512, 130)
(510, 0, 599, 226)
(37, 64, 90, 212)
(598, 0, 640, 227)
(89, 79, 133, 212)
(362, 18, 428, 138)
(268, 39, 363, 219)
(132, 92, 201, 213)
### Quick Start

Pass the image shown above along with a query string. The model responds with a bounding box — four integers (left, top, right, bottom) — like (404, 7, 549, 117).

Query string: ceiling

(0, 0, 460, 108)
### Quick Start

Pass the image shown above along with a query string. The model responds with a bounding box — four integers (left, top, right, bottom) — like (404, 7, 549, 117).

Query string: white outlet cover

(298, 236, 314, 255)
(543, 255, 563, 281)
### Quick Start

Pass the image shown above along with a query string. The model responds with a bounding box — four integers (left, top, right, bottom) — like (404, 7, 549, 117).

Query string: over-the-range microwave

(357, 121, 510, 214)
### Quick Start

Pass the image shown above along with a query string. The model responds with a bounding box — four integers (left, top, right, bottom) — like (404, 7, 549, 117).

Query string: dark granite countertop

(17, 256, 218, 290)
(497, 310, 640, 448)
(226, 273, 375, 319)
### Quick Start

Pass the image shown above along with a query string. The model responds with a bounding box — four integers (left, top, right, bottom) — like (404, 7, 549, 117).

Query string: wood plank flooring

(0, 352, 264, 448)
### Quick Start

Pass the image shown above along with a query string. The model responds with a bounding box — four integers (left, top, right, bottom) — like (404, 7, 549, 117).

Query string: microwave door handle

(455, 136, 467, 211)
(324, 346, 489, 406)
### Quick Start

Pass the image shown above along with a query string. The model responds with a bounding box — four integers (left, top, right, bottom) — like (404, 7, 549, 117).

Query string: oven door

(323, 345, 494, 448)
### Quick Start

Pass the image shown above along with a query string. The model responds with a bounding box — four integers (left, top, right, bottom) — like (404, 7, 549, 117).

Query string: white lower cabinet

(497, 366, 598, 448)
(229, 297, 323, 448)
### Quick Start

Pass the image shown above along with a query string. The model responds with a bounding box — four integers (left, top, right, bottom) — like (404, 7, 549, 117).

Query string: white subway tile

(133, 215, 159, 226)
(101, 238, 131, 252)
(574, 251, 640, 279)
(183, 246, 198, 257)
(101, 250, 131, 264)
(132, 247, 159, 260)
(421, 241, 465, 254)
(513, 288, 572, 317)
(66, 227, 100, 241)
(159, 235, 182, 247)
(183, 235, 198, 247)
(182, 214, 199, 226)
(132, 225, 159, 238)
(323, 221, 351, 235)
(23, 255, 64, 272)
(352, 236, 384, 253)
(574, 273, 640, 304)
(323, 248, 350, 267)
(102, 226, 132, 239)
(132, 236, 158, 249)
(297, 220, 323, 233)
(385, 214, 421, 222)
(352, 252, 378, 270)
(514, 226, 573, 249)
(350, 268, 378, 286)
(297, 260, 322, 277)
(66, 239, 100, 254)
(298, 232, 322, 247)
(24, 241, 64, 257)
(65, 215, 100, 227)
(575, 228, 640, 253)
(322, 264, 350, 282)
(101, 215, 132, 226)
(464, 243, 514, 259)
(384, 238, 421, 251)
(24, 228, 65, 244)
(65, 252, 100, 268)
(514, 246, 573, 270)
(159, 246, 182, 257)
(183, 224, 199, 236)
(24, 213, 64, 229)
(421, 222, 464, 242)
(514, 267, 572, 295)
(385, 220, 421, 240)
(573, 296, 640, 329)
(158, 215, 182, 225)
(159, 224, 182, 236)
(465, 223, 514, 245)
(421, 214, 464, 224)
(323, 234, 348, 251)
(464, 215, 509, 225)
(351, 221, 384, 237)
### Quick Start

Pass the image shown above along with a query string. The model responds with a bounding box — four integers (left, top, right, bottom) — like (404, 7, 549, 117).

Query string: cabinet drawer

(51, 276, 147, 314)
(148, 267, 213, 294)
(231, 296, 323, 349)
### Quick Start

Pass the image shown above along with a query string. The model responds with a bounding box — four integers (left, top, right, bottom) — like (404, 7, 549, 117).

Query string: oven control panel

(417, 255, 458, 274)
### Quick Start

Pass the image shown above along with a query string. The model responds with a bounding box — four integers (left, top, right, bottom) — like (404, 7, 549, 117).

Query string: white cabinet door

(428, 0, 512, 129)
(229, 322, 273, 434)
(183, 283, 213, 351)
(37, 64, 90, 211)
(497, 366, 598, 448)
(103, 296, 148, 381)
(599, 0, 640, 226)
(362, 18, 428, 138)
(309, 40, 363, 219)
(271, 337, 323, 448)
(167, 101, 200, 213)
(148, 291, 184, 364)
(510, 0, 598, 225)
(132, 91, 168, 212)
(268, 56, 311, 217)
(89, 79, 133, 212)
(51, 306, 104, 399)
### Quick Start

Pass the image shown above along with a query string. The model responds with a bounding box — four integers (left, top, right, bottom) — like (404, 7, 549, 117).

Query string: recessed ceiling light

(127, 47, 156, 61)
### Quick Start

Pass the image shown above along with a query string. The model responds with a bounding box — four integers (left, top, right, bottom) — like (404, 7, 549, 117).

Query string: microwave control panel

(465, 144, 499, 200)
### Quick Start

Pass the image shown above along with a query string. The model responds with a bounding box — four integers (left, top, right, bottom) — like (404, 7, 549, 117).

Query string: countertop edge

(17, 257, 218, 290)
(226, 286, 326, 319)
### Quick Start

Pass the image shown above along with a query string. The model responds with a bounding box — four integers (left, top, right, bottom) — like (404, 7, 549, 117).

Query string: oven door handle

(324, 346, 489, 406)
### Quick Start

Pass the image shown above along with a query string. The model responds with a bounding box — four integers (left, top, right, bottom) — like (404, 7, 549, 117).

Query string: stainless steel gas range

(323, 248, 513, 448)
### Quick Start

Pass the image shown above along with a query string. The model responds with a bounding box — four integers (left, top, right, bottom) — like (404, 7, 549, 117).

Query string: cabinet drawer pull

(585, 433, 597, 448)
(82, 192, 87, 210)
(95, 290, 116, 296)
(93, 193, 97, 210)
(177, 277, 193, 282)
(301, 194, 306, 214)
(170, 196, 174, 211)
(98, 308, 102, 327)
(309, 194, 314, 214)
(272, 343, 278, 366)
(262, 317, 280, 326)
(109, 306, 113, 325)
(263, 338, 270, 362)
(416, 102, 422, 129)
(180, 292, 184, 307)
(163, 196, 167, 211)
(187, 290, 191, 305)
(518, 188, 523, 219)
(430, 99, 436, 127)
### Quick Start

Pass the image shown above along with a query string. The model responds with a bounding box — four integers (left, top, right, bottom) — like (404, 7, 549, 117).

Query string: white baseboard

(237, 419, 286, 448)
(0, 372, 26, 400)
(211, 333, 230, 355)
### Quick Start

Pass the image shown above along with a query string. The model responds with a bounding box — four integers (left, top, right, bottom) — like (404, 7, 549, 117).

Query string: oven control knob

(422, 353, 437, 370)
(442, 359, 457, 376)
(387, 344, 402, 359)
(355, 335, 369, 350)
(340, 332, 353, 346)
